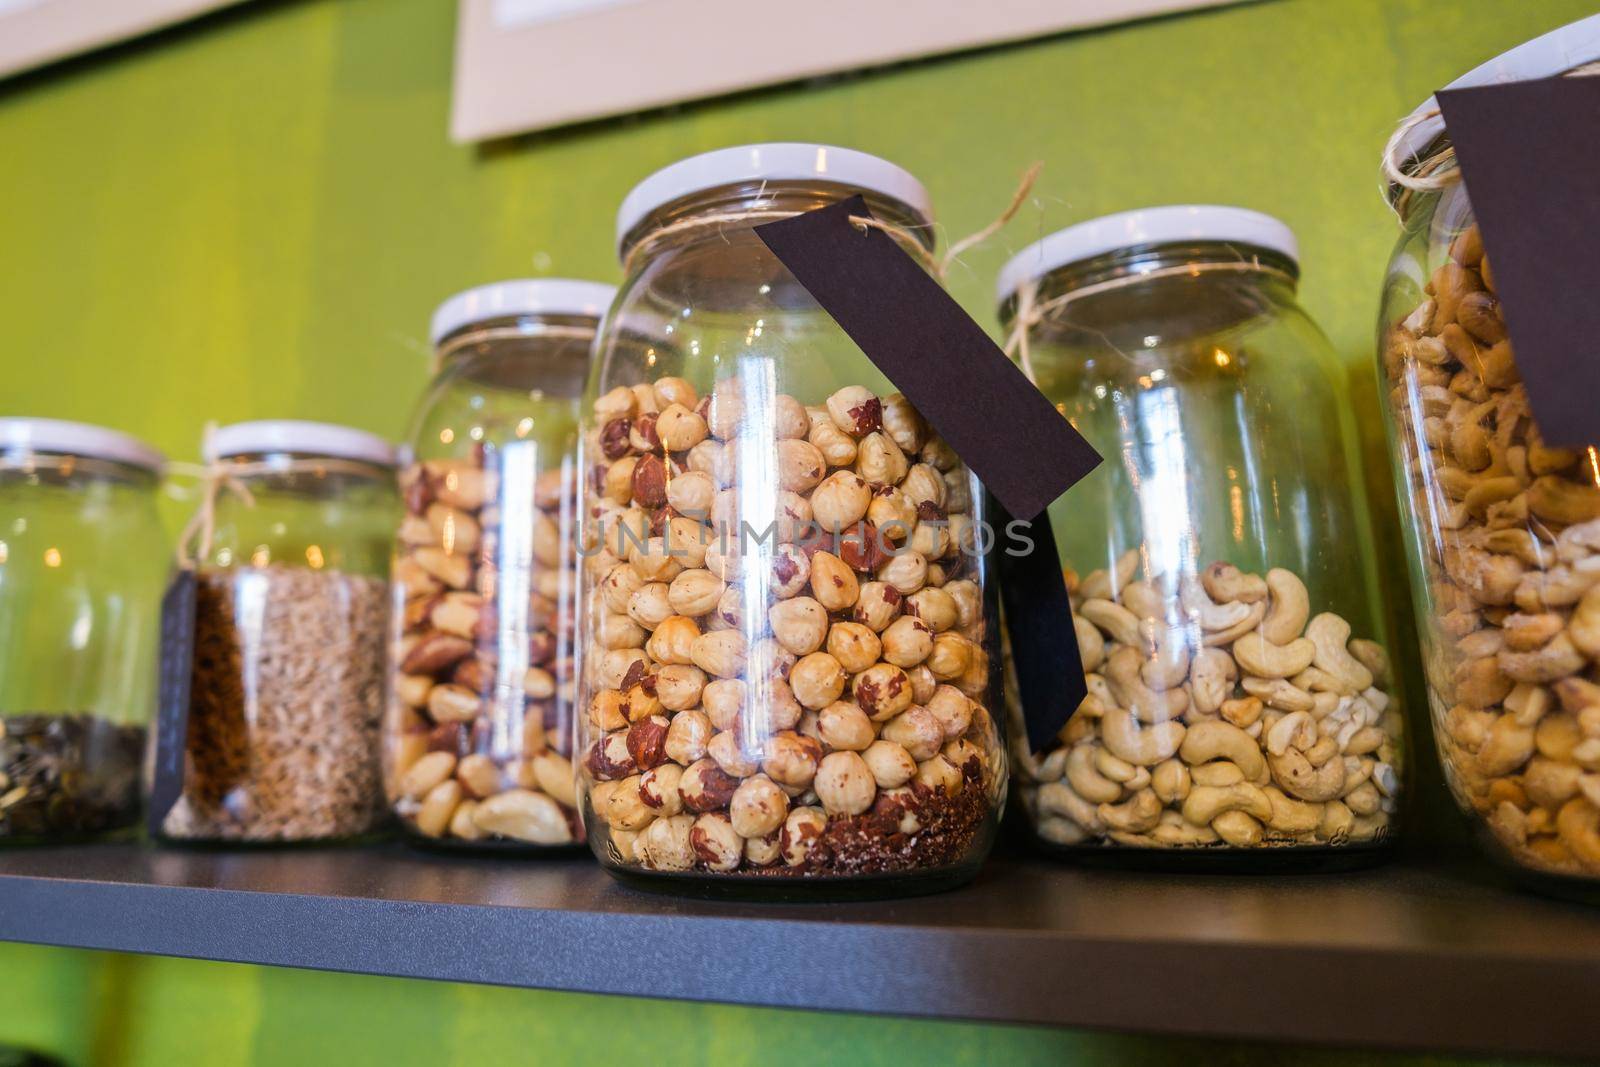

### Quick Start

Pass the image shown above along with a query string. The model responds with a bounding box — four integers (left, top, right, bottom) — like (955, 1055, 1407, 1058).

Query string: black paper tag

(755, 196, 1102, 519)
(147, 569, 196, 837)
(988, 494, 1087, 753)
(1437, 77, 1600, 447)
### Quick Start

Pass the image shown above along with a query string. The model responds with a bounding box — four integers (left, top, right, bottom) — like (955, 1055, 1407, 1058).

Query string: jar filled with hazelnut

(579, 144, 1005, 896)
(1380, 17, 1600, 898)
(386, 280, 612, 850)
(997, 207, 1402, 868)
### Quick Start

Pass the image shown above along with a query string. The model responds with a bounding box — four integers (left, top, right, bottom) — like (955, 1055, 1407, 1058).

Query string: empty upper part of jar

(996, 208, 1401, 861)
(0, 418, 166, 842)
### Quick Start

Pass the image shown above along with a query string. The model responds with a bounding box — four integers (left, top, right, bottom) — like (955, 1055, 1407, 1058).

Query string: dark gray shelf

(0, 841, 1597, 1059)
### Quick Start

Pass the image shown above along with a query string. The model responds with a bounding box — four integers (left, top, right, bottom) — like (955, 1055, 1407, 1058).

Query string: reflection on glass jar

(0, 418, 166, 842)
(578, 144, 1005, 896)
(385, 280, 609, 851)
(1379, 17, 1600, 894)
(998, 207, 1401, 865)
(159, 420, 397, 843)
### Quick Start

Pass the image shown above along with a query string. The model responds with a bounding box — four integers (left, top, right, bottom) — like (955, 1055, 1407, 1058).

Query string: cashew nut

(1098, 788, 1162, 833)
(1201, 562, 1268, 604)
(1211, 810, 1264, 846)
(1178, 719, 1265, 779)
(1105, 645, 1187, 724)
(1233, 631, 1317, 679)
(1263, 786, 1322, 834)
(1182, 781, 1272, 826)
(1065, 744, 1122, 803)
(1305, 613, 1374, 694)
(1080, 598, 1142, 647)
(1100, 707, 1185, 767)
(1268, 748, 1346, 801)
(1188, 647, 1237, 714)
(1180, 575, 1252, 632)
(1139, 618, 1191, 690)
(1151, 759, 1191, 804)
(1075, 614, 1106, 672)
(1241, 676, 1316, 713)
(1261, 568, 1311, 643)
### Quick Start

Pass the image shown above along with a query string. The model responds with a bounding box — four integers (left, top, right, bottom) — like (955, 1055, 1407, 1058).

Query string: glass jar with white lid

(0, 417, 166, 842)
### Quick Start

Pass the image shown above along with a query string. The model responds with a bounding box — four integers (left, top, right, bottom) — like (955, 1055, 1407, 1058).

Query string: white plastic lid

(208, 420, 396, 468)
(429, 278, 617, 346)
(615, 143, 934, 255)
(0, 417, 164, 471)
(1394, 14, 1600, 166)
(996, 205, 1299, 305)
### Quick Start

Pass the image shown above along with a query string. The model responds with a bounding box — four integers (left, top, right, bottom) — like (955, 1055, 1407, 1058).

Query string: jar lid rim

(208, 420, 396, 468)
(615, 143, 934, 256)
(1393, 14, 1600, 170)
(994, 205, 1298, 305)
(430, 278, 617, 347)
(0, 417, 165, 471)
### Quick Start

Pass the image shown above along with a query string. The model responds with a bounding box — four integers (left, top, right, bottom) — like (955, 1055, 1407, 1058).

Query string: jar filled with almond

(997, 208, 1402, 868)
(1380, 18, 1600, 897)
(578, 145, 1005, 896)
(386, 280, 613, 850)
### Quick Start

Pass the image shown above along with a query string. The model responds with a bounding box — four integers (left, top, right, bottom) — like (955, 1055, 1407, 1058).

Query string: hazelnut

(663, 515, 711, 569)
(598, 611, 647, 651)
(773, 393, 811, 440)
(810, 471, 873, 530)
(668, 568, 724, 618)
(627, 582, 675, 630)
(881, 705, 945, 761)
(639, 763, 685, 815)
(901, 464, 946, 509)
(605, 775, 657, 831)
(927, 631, 974, 680)
(926, 685, 975, 739)
(815, 751, 877, 816)
(808, 416, 859, 468)
(852, 581, 903, 632)
(906, 663, 938, 704)
(770, 596, 830, 655)
(595, 385, 637, 421)
(769, 544, 812, 599)
(905, 587, 959, 632)
(588, 688, 628, 731)
(664, 709, 713, 765)
(584, 732, 636, 781)
(826, 621, 882, 674)
(915, 754, 964, 797)
(762, 730, 823, 788)
(774, 490, 813, 543)
(626, 714, 670, 769)
(666, 469, 716, 519)
(880, 615, 933, 668)
(602, 456, 637, 506)
(638, 813, 696, 871)
(706, 379, 745, 440)
(708, 730, 761, 777)
(745, 831, 782, 867)
(877, 550, 929, 595)
(702, 678, 746, 731)
(862, 740, 918, 788)
(810, 551, 860, 613)
(826, 385, 883, 437)
(629, 535, 685, 583)
(855, 432, 908, 485)
(646, 614, 701, 665)
(881, 393, 926, 453)
(853, 662, 913, 721)
(781, 806, 828, 866)
(790, 652, 847, 710)
(680, 757, 740, 813)
(653, 376, 698, 410)
(690, 812, 743, 871)
(654, 664, 707, 711)
(594, 648, 648, 690)
(656, 402, 709, 451)
(730, 774, 790, 838)
(691, 629, 748, 679)
(867, 486, 917, 541)
(817, 701, 876, 752)
(777, 438, 827, 493)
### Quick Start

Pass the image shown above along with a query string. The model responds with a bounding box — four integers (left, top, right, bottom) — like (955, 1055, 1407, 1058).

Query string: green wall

(0, 0, 1592, 1063)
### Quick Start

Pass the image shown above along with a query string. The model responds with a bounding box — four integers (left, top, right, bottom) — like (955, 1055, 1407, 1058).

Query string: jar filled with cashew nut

(386, 280, 612, 850)
(578, 144, 1005, 895)
(1380, 18, 1600, 894)
(996, 207, 1403, 866)
(160, 421, 397, 843)
(1, 419, 166, 843)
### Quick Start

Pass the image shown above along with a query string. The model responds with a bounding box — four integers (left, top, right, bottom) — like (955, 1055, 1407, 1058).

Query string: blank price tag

(757, 200, 1100, 752)
(147, 570, 196, 837)
(1437, 77, 1600, 447)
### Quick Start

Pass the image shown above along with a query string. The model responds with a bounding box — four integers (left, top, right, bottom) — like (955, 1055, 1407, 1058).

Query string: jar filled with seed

(157, 420, 397, 843)
(578, 144, 1005, 895)
(996, 207, 1402, 867)
(0, 419, 166, 842)
(385, 279, 612, 850)
(1380, 17, 1600, 895)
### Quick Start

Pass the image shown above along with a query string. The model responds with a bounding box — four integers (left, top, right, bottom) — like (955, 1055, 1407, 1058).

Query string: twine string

(1382, 61, 1600, 217)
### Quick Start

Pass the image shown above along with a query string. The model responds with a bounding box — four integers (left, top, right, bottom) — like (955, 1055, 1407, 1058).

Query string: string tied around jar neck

(618, 163, 1044, 284)
(169, 423, 387, 570)
(1381, 61, 1600, 219)
(1002, 258, 1299, 385)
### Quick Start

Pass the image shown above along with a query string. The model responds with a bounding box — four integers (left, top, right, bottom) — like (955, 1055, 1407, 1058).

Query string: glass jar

(0, 419, 165, 842)
(1379, 18, 1600, 894)
(385, 279, 610, 850)
(158, 420, 397, 843)
(997, 207, 1402, 866)
(578, 144, 1005, 895)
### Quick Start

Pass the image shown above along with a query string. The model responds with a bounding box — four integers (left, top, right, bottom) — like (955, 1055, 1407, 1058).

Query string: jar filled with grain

(385, 280, 612, 850)
(158, 420, 397, 843)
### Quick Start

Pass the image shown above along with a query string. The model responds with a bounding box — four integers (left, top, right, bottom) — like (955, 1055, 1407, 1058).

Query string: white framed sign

(0, 0, 246, 80)
(452, 0, 1249, 142)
